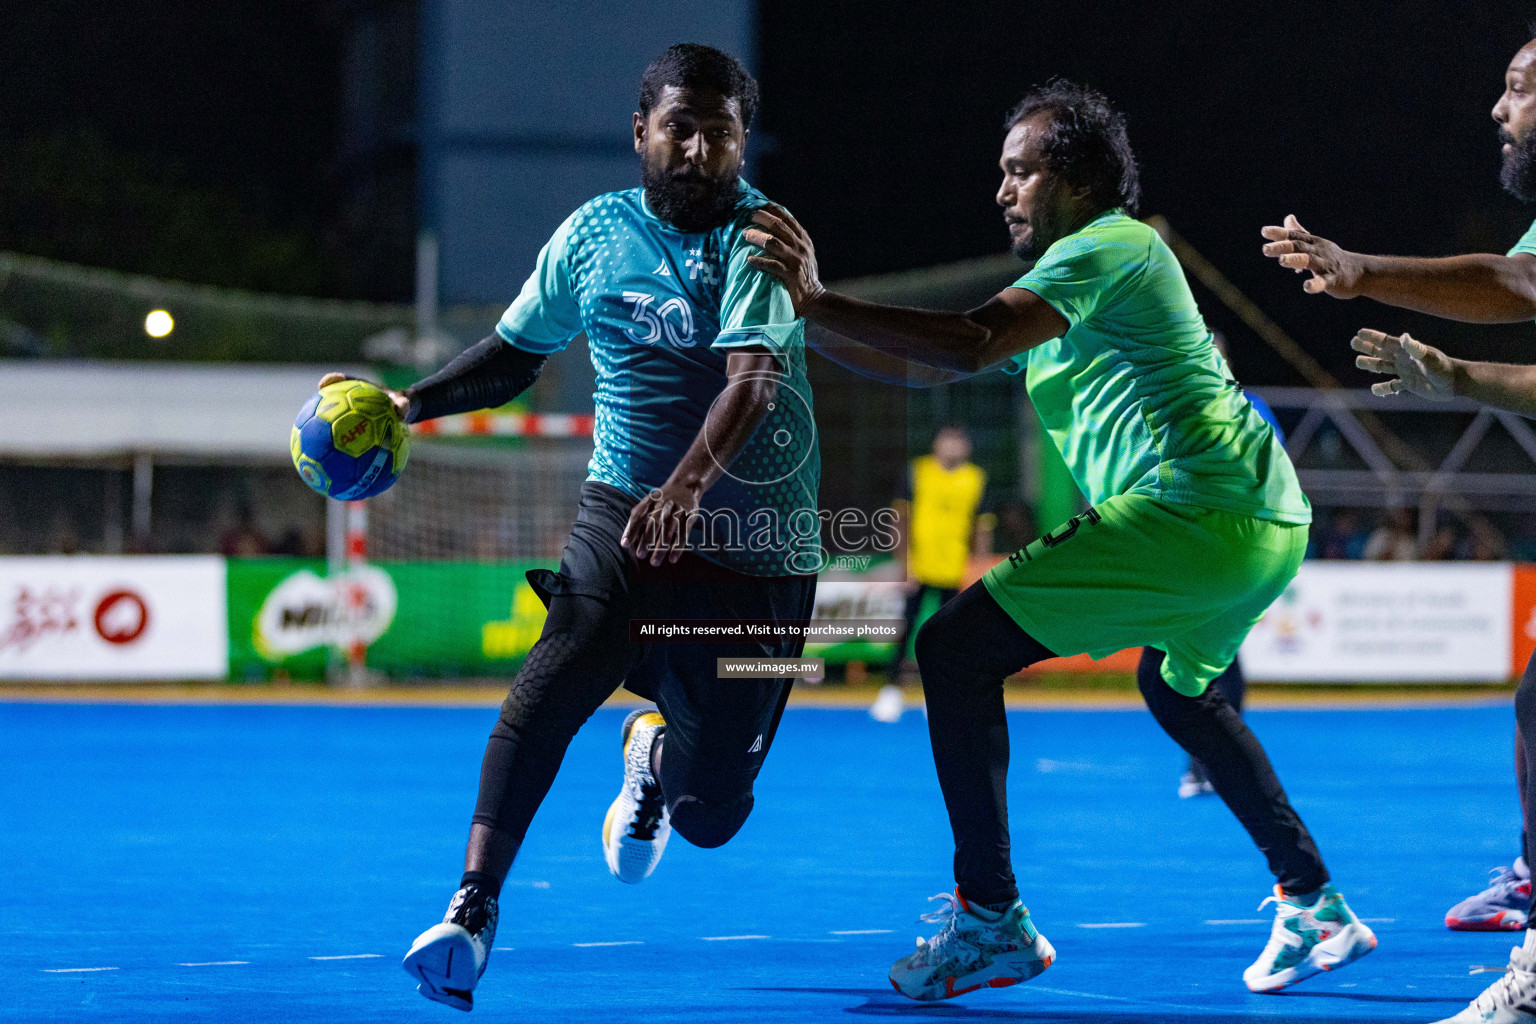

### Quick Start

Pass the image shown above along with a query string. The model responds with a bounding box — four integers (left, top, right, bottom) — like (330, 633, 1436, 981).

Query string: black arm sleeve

(402, 335, 548, 423)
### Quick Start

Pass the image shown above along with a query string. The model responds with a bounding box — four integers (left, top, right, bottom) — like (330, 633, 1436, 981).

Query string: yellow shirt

(907, 456, 987, 587)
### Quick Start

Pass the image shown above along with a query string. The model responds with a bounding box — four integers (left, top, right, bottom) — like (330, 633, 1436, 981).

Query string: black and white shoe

(403, 884, 499, 1012)
(602, 708, 670, 883)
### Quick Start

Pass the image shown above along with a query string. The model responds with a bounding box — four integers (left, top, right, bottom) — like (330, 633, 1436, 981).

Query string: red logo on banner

(0, 587, 80, 652)
(94, 590, 149, 645)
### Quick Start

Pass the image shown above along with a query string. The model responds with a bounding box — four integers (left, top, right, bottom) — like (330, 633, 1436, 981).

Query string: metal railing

(1255, 386, 1536, 542)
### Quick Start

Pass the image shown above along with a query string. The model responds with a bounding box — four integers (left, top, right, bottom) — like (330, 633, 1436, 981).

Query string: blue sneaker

(1447, 858, 1531, 932)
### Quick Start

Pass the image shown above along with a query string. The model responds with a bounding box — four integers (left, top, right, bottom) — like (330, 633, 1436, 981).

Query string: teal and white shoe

(1431, 928, 1536, 1023)
(1243, 883, 1376, 992)
(888, 890, 1055, 1001)
(601, 709, 670, 883)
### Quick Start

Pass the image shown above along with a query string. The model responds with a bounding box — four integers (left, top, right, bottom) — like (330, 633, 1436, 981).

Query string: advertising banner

(2, 555, 1524, 683)
(1241, 562, 1514, 682)
(228, 558, 553, 679)
(0, 556, 227, 679)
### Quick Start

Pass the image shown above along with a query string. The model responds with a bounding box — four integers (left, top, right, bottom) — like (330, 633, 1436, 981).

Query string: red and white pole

(344, 500, 369, 685)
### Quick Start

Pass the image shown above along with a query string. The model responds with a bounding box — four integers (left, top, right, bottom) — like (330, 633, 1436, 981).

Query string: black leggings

(467, 483, 812, 894)
(916, 582, 1329, 906)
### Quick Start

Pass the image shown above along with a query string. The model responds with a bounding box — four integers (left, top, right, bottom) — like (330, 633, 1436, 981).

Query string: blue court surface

(1, 700, 1522, 1022)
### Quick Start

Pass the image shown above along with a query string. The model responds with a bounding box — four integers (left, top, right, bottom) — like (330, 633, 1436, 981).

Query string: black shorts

(528, 481, 817, 820)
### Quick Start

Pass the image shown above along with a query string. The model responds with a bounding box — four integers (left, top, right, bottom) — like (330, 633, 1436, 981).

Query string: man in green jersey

(1261, 34, 1536, 1024)
(744, 79, 1376, 1002)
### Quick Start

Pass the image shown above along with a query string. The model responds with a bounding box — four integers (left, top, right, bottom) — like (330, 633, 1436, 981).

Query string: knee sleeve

(667, 791, 754, 849)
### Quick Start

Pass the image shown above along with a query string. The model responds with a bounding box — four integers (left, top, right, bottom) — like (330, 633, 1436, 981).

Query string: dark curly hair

(639, 43, 759, 130)
(1005, 79, 1141, 216)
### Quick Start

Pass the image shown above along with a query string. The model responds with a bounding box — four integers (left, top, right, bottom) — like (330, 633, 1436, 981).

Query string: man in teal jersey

(378, 45, 821, 1011)
(1261, 33, 1536, 1024)
(746, 80, 1375, 1001)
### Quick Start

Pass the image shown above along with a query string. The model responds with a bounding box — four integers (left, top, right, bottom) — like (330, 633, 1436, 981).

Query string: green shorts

(982, 493, 1308, 696)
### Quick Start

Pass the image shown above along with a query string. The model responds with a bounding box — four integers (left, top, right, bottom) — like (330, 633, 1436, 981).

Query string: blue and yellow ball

(290, 379, 409, 499)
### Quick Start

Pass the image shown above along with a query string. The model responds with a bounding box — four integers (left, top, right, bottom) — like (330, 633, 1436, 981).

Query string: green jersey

(1507, 217, 1536, 256)
(1004, 208, 1310, 525)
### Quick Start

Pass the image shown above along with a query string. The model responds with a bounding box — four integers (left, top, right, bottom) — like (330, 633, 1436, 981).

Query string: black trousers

(469, 482, 817, 886)
(1188, 657, 1247, 779)
(915, 581, 1329, 906)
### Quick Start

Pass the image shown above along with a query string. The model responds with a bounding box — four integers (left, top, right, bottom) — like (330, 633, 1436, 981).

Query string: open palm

(1350, 329, 1454, 401)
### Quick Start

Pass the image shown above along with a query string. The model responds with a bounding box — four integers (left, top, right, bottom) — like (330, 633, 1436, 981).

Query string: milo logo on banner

(253, 566, 398, 661)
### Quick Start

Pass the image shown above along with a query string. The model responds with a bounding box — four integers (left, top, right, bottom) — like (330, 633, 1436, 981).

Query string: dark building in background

(336, 0, 753, 307)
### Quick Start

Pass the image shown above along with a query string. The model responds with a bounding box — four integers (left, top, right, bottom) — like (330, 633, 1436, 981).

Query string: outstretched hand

(318, 372, 410, 419)
(1351, 329, 1456, 400)
(743, 204, 826, 316)
(1260, 215, 1365, 298)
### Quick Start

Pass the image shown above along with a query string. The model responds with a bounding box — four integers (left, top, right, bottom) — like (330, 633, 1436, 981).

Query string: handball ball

(290, 379, 409, 500)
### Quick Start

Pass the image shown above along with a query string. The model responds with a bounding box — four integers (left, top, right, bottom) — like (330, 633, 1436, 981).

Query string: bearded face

(640, 153, 743, 232)
(1502, 126, 1536, 202)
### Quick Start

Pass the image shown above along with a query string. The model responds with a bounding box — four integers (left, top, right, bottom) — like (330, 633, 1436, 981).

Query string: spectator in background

(1420, 516, 1460, 561)
(1364, 508, 1418, 561)
(1317, 508, 1369, 559)
(270, 527, 314, 557)
(218, 504, 268, 556)
(1464, 525, 1509, 561)
(890, 425, 992, 683)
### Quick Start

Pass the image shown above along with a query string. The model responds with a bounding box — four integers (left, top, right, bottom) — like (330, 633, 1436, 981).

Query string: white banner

(1241, 562, 1513, 682)
(253, 566, 397, 660)
(0, 557, 227, 680)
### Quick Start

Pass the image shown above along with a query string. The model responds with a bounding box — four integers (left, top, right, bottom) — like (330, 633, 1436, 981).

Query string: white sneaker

(1431, 929, 1536, 1023)
(403, 884, 498, 1012)
(1178, 770, 1216, 799)
(888, 890, 1055, 1001)
(869, 684, 904, 723)
(602, 709, 671, 883)
(1243, 883, 1376, 992)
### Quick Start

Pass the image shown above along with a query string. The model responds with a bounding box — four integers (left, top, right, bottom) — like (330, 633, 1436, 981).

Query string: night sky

(5, 1, 1536, 383)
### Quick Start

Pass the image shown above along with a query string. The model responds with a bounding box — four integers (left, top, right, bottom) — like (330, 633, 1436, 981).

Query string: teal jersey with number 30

(495, 183, 820, 575)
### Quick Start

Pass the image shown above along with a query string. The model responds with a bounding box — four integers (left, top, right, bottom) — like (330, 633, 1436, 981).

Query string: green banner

(227, 557, 555, 680)
(227, 556, 909, 680)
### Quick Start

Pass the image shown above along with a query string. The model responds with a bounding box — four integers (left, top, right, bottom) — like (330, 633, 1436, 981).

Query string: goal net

(337, 425, 594, 680)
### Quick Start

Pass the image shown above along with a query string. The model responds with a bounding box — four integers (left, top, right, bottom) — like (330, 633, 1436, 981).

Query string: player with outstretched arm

(1260, 31, 1536, 1024)
(745, 79, 1376, 1002)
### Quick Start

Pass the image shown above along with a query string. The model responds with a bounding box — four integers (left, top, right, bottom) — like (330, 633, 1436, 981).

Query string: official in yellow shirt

(892, 425, 992, 680)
